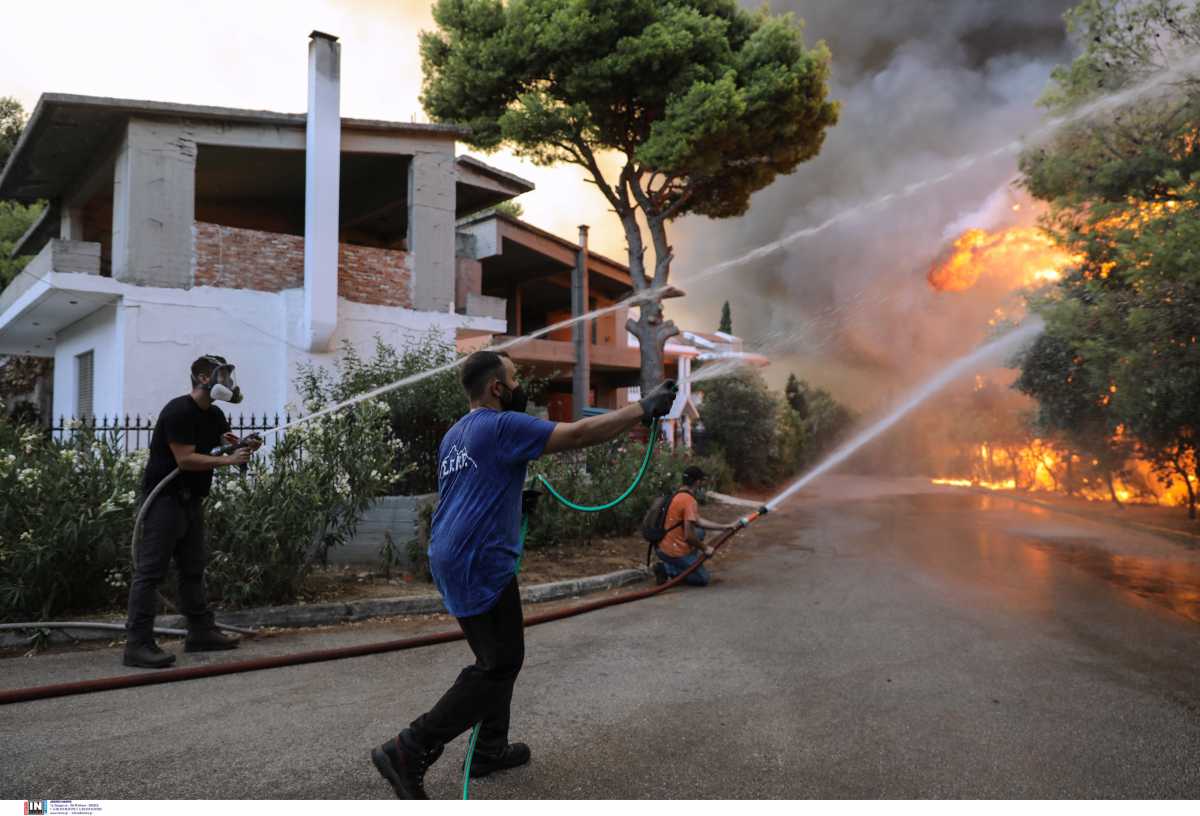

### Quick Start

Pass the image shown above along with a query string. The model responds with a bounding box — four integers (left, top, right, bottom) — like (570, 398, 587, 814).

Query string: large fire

(932, 440, 1197, 509)
(925, 210, 1197, 511)
(927, 225, 1080, 292)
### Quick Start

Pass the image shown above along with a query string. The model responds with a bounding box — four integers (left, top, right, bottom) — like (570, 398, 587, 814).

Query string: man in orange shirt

(652, 466, 736, 587)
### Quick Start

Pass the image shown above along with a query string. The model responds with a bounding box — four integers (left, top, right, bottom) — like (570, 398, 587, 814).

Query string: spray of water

(262, 51, 1197, 439)
(688, 357, 755, 384)
(757, 318, 1044, 513)
(267, 287, 672, 435)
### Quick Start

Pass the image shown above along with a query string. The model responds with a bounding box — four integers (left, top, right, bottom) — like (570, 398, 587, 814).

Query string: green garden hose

(535, 422, 660, 512)
(463, 719, 482, 799)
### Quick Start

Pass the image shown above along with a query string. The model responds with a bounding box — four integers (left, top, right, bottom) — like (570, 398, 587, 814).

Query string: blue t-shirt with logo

(429, 408, 556, 617)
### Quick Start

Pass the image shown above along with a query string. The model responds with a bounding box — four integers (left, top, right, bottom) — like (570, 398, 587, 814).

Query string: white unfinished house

(0, 32, 527, 423)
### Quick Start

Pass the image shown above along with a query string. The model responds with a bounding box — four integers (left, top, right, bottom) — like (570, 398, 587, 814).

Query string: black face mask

(499, 383, 528, 414)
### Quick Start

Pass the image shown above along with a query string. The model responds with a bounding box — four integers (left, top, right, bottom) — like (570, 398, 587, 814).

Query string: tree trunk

(626, 310, 678, 391)
(1104, 470, 1124, 509)
(616, 200, 679, 392)
(1171, 451, 1197, 520)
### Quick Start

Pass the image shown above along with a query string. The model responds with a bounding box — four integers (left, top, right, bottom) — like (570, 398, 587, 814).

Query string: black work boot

(123, 640, 177, 669)
(466, 742, 531, 779)
(372, 734, 444, 799)
(184, 627, 240, 652)
(652, 562, 668, 586)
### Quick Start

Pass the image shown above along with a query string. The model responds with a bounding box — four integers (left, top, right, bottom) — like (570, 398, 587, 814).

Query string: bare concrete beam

(111, 119, 197, 288)
(408, 149, 456, 312)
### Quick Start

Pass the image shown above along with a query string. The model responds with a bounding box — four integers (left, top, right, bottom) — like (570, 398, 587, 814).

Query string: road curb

(0, 568, 649, 649)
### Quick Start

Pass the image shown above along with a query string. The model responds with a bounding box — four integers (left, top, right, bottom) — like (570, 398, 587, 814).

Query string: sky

(2, 0, 1083, 407)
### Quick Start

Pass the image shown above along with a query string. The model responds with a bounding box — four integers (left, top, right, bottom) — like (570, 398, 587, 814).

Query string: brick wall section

(337, 242, 412, 308)
(193, 221, 411, 307)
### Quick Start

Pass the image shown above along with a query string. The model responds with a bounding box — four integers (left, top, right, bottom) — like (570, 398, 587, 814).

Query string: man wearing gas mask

(123, 355, 261, 669)
(372, 350, 678, 799)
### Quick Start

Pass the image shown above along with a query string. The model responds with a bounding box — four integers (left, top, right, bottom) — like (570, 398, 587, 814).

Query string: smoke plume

(673, 0, 1078, 412)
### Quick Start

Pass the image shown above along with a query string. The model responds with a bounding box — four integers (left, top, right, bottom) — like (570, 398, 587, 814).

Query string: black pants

(407, 577, 525, 755)
(125, 491, 215, 642)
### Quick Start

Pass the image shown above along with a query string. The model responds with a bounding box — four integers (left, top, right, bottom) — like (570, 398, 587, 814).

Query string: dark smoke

(673, 0, 1078, 413)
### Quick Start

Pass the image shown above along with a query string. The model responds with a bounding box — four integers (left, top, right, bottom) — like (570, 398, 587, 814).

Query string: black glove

(639, 379, 678, 424)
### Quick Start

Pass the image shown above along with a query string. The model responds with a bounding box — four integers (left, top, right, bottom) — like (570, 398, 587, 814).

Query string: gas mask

(195, 355, 244, 404)
(498, 382, 528, 414)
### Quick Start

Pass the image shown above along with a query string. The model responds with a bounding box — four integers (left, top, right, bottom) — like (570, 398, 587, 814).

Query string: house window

(76, 350, 94, 418)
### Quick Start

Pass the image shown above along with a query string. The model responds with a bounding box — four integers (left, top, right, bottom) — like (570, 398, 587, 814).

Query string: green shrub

(299, 333, 466, 495)
(407, 501, 435, 582)
(202, 399, 398, 608)
(0, 423, 141, 621)
(698, 368, 778, 486)
(770, 397, 809, 482)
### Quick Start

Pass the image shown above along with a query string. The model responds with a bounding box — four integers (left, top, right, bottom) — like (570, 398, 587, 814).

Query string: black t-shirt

(142, 395, 231, 497)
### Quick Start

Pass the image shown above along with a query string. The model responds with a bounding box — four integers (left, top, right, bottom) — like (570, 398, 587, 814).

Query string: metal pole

(572, 225, 590, 421)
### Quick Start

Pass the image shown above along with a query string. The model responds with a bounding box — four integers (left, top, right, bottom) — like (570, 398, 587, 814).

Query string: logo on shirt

(440, 444, 477, 478)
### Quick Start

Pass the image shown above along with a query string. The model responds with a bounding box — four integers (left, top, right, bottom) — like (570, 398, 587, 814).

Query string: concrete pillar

(572, 225, 590, 421)
(60, 207, 85, 241)
(303, 30, 341, 352)
(408, 149, 456, 312)
(111, 119, 196, 287)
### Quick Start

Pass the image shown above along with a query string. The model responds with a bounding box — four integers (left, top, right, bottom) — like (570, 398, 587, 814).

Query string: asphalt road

(3, 477, 1199, 799)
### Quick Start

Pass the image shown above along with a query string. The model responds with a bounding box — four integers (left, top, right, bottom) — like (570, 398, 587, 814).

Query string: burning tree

(418, 0, 838, 389)
(1016, 0, 1200, 519)
(1014, 333, 1132, 505)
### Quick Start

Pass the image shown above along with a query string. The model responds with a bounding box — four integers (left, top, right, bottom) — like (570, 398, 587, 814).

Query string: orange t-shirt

(658, 490, 699, 558)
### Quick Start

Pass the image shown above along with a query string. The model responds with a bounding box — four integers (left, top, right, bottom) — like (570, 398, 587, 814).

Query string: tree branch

(572, 137, 624, 216)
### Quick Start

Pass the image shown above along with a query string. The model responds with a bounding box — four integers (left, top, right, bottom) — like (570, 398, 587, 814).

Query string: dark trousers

(125, 491, 215, 642)
(407, 577, 524, 755)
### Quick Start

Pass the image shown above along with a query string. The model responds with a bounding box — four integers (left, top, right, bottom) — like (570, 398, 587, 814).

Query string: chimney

(304, 31, 341, 352)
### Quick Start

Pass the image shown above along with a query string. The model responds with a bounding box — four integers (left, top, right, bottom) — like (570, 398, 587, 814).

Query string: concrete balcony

(0, 240, 117, 356)
(463, 292, 506, 321)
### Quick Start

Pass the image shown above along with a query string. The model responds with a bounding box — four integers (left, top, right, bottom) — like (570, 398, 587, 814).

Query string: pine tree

(718, 301, 732, 334)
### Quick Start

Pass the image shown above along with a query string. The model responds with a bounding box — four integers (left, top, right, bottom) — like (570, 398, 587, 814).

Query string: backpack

(641, 489, 685, 566)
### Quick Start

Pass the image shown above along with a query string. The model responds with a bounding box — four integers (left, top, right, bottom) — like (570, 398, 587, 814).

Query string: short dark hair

(682, 465, 707, 486)
(461, 350, 512, 400)
(191, 355, 226, 385)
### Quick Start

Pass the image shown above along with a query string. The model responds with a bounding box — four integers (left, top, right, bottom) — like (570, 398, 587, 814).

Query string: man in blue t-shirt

(372, 350, 677, 799)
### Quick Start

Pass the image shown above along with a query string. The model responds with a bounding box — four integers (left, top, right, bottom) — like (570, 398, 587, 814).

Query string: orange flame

(933, 440, 1196, 508)
(928, 226, 1081, 293)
